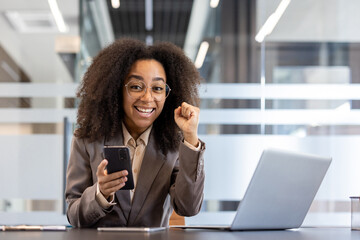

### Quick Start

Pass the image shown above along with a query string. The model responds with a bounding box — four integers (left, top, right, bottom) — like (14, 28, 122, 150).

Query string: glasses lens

(150, 82, 166, 101)
(126, 80, 146, 99)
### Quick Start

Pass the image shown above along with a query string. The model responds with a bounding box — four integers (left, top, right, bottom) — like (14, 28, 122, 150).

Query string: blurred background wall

(0, 0, 359, 226)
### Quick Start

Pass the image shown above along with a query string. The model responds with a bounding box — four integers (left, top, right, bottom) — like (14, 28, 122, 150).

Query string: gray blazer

(65, 130, 205, 228)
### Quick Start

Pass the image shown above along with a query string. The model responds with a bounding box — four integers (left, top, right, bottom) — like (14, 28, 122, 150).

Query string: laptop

(172, 148, 332, 231)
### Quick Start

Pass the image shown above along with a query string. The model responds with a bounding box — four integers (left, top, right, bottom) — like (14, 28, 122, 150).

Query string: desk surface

(0, 227, 359, 240)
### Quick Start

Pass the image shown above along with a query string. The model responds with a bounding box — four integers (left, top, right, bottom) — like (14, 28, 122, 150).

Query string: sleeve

(169, 139, 205, 216)
(96, 183, 116, 208)
(183, 139, 201, 151)
(65, 137, 113, 227)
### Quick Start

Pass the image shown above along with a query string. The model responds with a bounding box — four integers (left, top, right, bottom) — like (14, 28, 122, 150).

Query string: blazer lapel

(128, 133, 166, 225)
(105, 132, 132, 223)
(115, 190, 131, 222)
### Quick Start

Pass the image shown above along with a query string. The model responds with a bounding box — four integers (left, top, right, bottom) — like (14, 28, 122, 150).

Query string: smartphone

(103, 146, 134, 190)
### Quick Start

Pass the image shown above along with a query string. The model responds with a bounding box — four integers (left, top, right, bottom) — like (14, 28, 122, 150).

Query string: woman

(65, 38, 205, 228)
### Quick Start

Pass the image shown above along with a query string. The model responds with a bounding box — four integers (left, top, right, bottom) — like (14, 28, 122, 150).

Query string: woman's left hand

(174, 102, 200, 147)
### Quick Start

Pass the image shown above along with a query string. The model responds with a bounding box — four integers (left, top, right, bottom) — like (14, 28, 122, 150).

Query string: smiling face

(122, 59, 167, 139)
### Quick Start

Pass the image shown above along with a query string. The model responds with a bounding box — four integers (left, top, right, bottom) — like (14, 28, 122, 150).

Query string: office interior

(0, 0, 359, 227)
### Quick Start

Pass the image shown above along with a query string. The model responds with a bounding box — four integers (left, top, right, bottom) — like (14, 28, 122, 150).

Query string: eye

(130, 85, 142, 90)
(152, 86, 164, 93)
(128, 82, 144, 92)
(151, 82, 166, 93)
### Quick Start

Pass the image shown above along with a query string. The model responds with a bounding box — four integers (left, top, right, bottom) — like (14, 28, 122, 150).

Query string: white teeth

(136, 107, 153, 113)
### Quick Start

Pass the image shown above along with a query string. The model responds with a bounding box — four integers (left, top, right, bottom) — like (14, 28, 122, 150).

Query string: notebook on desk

(171, 148, 332, 231)
(97, 227, 166, 232)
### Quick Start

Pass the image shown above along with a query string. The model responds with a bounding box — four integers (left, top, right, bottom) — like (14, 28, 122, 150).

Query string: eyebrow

(127, 74, 165, 82)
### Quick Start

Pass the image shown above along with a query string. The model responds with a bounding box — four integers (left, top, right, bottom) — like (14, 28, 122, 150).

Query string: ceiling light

(145, 0, 153, 31)
(210, 0, 220, 8)
(146, 35, 153, 46)
(4, 11, 58, 33)
(48, 0, 68, 32)
(111, 0, 120, 9)
(194, 41, 209, 69)
(255, 0, 291, 42)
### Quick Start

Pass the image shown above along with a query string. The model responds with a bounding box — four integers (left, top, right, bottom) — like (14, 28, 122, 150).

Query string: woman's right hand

(96, 159, 128, 200)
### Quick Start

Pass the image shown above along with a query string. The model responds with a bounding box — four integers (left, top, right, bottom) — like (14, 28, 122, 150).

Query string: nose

(139, 86, 153, 102)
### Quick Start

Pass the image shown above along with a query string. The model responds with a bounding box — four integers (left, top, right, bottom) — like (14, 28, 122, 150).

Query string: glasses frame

(124, 80, 171, 102)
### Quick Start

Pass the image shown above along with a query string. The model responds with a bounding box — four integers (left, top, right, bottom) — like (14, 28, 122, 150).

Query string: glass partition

(0, 0, 80, 225)
(186, 0, 359, 227)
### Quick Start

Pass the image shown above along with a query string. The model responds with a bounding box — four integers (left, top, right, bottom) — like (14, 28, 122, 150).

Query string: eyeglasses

(124, 80, 171, 101)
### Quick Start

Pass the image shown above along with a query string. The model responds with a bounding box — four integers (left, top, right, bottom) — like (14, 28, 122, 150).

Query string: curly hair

(75, 38, 201, 154)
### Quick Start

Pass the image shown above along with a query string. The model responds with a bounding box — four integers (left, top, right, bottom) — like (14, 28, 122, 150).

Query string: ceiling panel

(106, 0, 194, 48)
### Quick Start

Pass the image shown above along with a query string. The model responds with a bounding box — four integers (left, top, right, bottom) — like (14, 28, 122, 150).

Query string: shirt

(122, 123, 152, 201)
